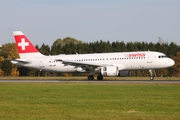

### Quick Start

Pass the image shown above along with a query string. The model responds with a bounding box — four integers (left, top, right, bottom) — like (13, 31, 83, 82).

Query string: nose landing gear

(149, 69, 154, 80)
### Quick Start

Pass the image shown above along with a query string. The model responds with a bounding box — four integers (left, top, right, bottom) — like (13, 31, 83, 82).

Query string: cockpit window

(158, 55, 168, 58)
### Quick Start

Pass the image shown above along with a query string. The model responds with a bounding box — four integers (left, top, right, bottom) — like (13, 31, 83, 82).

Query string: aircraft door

(147, 53, 153, 63)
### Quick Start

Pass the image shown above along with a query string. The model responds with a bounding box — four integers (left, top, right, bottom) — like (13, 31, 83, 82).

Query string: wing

(55, 59, 109, 71)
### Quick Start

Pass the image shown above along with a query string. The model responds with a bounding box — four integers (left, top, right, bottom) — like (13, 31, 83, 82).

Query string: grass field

(0, 83, 180, 120)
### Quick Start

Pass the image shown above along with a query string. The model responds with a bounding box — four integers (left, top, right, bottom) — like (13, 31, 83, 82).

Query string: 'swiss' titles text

(125, 53, 146, 58)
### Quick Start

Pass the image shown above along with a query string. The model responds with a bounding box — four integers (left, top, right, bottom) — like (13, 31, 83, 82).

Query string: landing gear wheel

(88, 75, 94, 80)
(97, 75, 103, 80)
(150, 76, 154, 80)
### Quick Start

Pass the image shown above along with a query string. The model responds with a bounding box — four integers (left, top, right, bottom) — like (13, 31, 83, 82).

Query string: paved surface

(0, 80, 180, 84)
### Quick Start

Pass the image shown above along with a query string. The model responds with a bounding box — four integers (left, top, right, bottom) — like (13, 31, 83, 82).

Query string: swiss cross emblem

(18, 38, 29, 50)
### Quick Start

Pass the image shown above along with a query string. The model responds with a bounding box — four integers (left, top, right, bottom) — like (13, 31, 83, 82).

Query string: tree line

(0, 37, 180, 77)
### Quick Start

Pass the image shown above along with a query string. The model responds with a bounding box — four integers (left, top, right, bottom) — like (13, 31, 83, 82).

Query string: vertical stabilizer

(13, 31, 43, 59)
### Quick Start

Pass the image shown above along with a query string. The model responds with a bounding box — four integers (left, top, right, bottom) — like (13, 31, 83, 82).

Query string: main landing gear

(87, 75, 94, 80)
(149, 69, 154, 80)
(87, 74, 103, 80)
(97, 75, 103, 80)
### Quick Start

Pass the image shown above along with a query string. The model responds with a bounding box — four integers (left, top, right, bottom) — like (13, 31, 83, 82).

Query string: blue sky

(1, 0, 180, 46)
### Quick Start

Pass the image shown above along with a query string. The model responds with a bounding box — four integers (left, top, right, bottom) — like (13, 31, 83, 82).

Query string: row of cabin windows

(49, 57, 146, 63)
(75, 57, 145, 62)
(110, 57, 145, 60)
(76, 58, 104, 61)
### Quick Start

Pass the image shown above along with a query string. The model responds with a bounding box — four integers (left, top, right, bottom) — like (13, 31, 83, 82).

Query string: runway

(0, 80, 180, 84)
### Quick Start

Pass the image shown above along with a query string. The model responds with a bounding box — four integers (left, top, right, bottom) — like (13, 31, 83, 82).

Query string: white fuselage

(12, 51, 174, 73)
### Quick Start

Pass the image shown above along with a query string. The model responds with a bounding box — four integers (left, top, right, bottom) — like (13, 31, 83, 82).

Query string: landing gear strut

(149, 69, 154, 80)
(87, 70, 95, 80)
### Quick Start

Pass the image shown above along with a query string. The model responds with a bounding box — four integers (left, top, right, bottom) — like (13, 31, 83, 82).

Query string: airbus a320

(11, 31, 175, 80)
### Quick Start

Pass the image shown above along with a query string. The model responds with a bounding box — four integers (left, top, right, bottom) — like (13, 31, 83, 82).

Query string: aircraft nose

(168, 58, 175, 67)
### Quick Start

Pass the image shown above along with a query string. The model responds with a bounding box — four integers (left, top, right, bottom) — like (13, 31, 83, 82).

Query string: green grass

(0, 83, 180, 120)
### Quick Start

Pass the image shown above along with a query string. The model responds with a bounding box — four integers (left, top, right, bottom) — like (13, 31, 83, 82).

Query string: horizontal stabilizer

(11, 59, 30, 64)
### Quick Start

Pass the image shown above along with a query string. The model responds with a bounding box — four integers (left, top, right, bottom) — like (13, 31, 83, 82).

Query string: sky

(1, 0, 180, 46)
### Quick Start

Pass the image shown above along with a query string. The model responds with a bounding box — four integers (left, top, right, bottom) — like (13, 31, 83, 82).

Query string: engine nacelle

(101, 66, 118, 76)
(118, 71, 131, 77)
(75, 67, 86, 72)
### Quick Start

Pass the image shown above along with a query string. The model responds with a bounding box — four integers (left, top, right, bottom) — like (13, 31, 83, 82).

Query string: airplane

(11, 31, 175, 80)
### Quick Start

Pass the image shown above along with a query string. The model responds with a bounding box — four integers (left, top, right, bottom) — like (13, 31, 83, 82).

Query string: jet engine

(101, 66, 118, 76)
(75, 67, 86, 72)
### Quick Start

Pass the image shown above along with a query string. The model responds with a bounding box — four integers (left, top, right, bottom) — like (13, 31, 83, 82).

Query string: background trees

(0, 43, 19, 76)
(0, 37, 179, 77)
(171, 52, 180, 77)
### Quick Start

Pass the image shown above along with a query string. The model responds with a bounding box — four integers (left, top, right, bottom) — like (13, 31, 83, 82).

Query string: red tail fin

(13, 31, 38, 53)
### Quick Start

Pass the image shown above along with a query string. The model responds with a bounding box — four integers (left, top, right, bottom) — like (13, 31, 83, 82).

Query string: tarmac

(0, 80, 180, 84)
